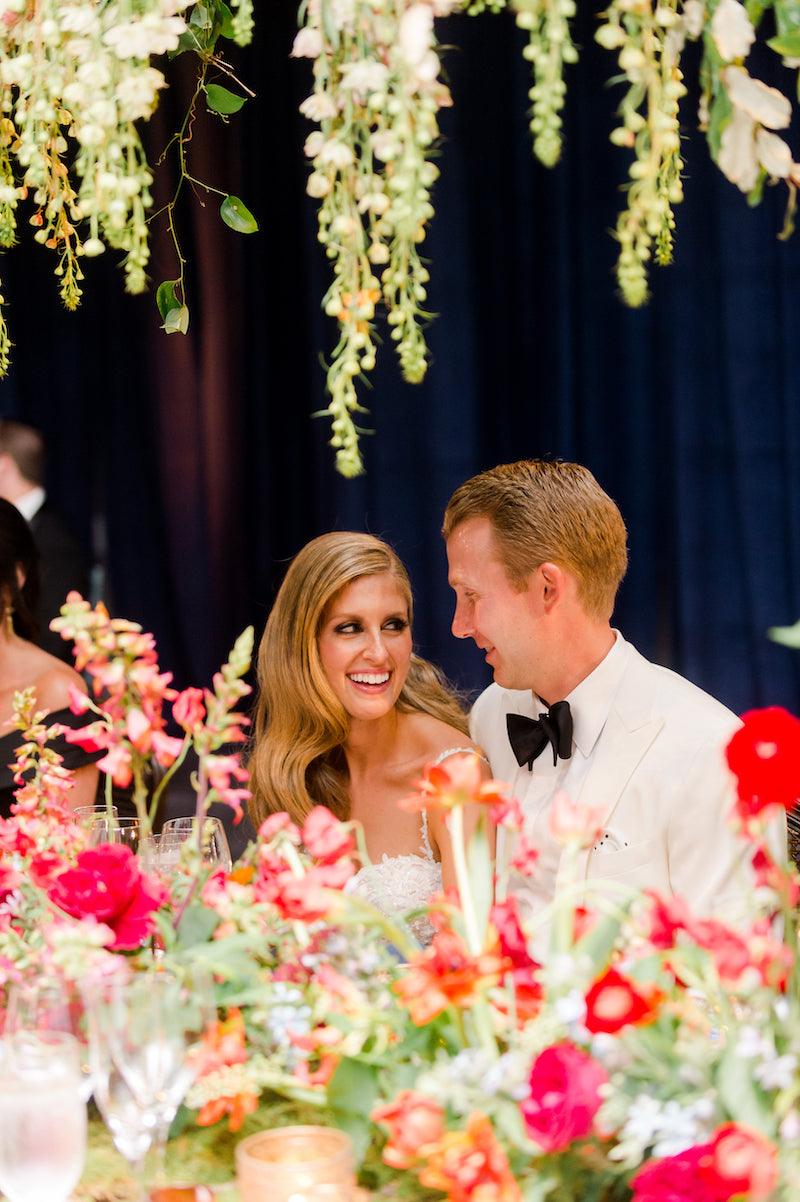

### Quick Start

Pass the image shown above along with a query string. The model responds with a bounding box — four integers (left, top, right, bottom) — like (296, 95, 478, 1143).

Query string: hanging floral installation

(2, 0, 799, 476)
(0, 0, 255, 370)
(293, 0, 800, 475)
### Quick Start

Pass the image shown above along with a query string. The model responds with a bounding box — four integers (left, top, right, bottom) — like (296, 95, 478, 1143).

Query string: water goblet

(5, 976, 95, 1101)
(84, 967, 217, 1195)
(160, 816, 233, 873)
(0, 1030, 87, 1202)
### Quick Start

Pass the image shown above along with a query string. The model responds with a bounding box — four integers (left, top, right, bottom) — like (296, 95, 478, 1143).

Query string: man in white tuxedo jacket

(443, 459, 785, 925)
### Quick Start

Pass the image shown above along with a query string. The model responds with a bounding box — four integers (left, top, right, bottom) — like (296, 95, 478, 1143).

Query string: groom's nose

(451, 598, 473, 640)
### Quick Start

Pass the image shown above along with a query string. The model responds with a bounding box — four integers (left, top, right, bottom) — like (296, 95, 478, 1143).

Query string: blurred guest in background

(0, 498, 99, 816)
(0, 419, 89, 662)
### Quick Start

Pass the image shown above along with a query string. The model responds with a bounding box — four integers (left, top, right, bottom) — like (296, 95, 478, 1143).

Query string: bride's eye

(383, 617, 409, 632)
(334, 620, 361, 635)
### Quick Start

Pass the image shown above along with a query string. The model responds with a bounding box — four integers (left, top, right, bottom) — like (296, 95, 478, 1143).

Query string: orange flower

(196, 1090, 258, 1132)
(394, 928, 509, 1024)
(399, 753, 509, 813)
(371, 1090, 446, 1170)
(418, 1112, 522, 1202)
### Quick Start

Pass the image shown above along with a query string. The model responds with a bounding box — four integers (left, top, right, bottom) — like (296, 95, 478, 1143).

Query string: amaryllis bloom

(400, 752, 508, 813)
(371, 1089, 446, 1170)
(417, 1111, 522, 1202)
(394, 929, 509, 1025)
(548, 790, 605, 848)
(583, 966, 664, 1034)
(47, 843, 168, 951)
(521, 1041, 607, 1152)
(725, 707, 800, 818)
(256, 862, 352, 922)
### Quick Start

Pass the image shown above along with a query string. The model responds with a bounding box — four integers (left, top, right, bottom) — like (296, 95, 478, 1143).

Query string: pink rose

(521, 1041, 607, 1152)
(302, 806, 356, 865)
(48, 843, 168, 950)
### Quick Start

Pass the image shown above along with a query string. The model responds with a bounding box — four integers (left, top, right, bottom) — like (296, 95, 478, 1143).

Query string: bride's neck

(343, 707, 402, 773)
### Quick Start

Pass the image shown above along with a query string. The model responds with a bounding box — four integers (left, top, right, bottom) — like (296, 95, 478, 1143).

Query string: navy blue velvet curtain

(1, 0, 799, 720)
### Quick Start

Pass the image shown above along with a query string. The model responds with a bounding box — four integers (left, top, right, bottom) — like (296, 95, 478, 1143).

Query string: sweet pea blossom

(711, 0, 755, 62)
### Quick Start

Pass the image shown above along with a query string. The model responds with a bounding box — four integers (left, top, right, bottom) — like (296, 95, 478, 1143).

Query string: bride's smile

(318, 573, 412, 722)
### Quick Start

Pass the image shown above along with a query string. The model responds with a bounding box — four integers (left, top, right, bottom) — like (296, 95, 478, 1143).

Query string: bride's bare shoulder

(403, 710, 483, 765)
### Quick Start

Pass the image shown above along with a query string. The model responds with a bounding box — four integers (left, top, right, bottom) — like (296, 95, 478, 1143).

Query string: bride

(247, 531, 493, 942)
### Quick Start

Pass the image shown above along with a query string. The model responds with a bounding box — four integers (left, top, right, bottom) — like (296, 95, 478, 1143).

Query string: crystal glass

(0, 1031, 87, 1202)
(84, 968, 216, 1196)
(159, 816, 233, 873)
(5, 977, 95, 1101)
(72, 804, 120, 847)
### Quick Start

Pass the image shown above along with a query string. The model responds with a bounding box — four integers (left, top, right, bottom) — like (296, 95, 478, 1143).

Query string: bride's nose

(362, 629, 387, 661)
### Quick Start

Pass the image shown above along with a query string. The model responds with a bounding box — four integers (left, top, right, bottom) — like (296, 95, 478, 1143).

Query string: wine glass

(0, 1030, 87, 1202)
(72, 804, 120, 847)
(159, 816, 233, 873)
(84, 968, 217, 1194)
(5, 976, 95, 1101)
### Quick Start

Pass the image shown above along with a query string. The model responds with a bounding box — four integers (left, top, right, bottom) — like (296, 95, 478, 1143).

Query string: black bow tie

(506, 701, 573, 770)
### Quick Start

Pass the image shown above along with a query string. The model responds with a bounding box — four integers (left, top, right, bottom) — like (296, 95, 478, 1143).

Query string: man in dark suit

(0, 419, 90, 662)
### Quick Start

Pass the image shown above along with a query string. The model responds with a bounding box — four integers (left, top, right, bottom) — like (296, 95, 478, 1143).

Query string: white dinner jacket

(471, 638, 786, 922)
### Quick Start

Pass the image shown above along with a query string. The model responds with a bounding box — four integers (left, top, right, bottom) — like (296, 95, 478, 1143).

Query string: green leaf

(162, 305, 190, 335)
(205, 84, 246, 115)
(767, 30, 800, 53)
(156, 279, 179, 321)
(220, 195, 259, 234)
(327, 1058, 379, 1163)
(174, 901, 220, 947)
(717, 1048, 776, 1136)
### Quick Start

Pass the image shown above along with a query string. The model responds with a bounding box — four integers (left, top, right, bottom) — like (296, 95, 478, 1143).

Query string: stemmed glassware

(83, 967, 217, 1197)
(0, 1030, 87, 1202)
(158, 816, 233, 874)
(5, 976, 95, 1102)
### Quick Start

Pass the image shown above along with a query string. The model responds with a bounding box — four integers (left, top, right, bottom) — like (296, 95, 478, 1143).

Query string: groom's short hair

(443, 459, 628, 622)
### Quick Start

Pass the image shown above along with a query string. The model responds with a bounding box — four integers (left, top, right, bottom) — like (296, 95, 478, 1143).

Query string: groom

(443, 458, 785, 923)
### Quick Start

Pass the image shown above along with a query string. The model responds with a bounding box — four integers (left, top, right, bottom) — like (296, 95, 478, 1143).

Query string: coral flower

(418, 1111, 523, 1202)
(394, 928, 509, 1024)
(371, 1089, 446, 1170)
(399, 752, 509, 813)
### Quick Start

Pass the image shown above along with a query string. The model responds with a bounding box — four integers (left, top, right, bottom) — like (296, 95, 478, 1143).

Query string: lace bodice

(344, 747, 479, 946)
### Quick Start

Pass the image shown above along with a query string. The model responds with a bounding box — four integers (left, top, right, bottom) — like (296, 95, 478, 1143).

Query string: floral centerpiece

(1, 595, 800, 1202)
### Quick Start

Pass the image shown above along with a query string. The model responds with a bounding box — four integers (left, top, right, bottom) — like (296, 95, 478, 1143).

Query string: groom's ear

(529, 561, 567, 613)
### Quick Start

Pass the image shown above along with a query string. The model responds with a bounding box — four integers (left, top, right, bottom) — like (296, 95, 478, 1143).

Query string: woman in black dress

(0, 498, 99, 817)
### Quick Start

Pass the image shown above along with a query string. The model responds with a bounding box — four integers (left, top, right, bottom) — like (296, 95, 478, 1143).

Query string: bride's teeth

(349, 673, 390, 685)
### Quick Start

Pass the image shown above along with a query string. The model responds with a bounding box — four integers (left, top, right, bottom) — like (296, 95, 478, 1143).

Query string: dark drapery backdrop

(1, 0, 800, 719)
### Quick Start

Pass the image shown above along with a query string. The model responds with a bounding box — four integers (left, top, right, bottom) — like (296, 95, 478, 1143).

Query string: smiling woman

(247, 531, 493, 937)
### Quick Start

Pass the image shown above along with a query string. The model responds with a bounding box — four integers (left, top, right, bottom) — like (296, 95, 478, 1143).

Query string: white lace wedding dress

(344, 747, 476, 946)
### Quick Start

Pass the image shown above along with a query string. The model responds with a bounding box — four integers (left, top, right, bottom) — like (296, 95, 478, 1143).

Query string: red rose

(725, 706, 800, 818)
(48, 842, 168, 950)
(521, 1041, 607, 1152)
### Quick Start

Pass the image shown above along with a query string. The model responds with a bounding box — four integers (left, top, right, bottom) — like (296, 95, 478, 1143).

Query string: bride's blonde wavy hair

(247, 531, 469, 827)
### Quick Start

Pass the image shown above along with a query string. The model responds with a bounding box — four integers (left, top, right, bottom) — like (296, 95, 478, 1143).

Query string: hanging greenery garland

(293, 0, 800, 476)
